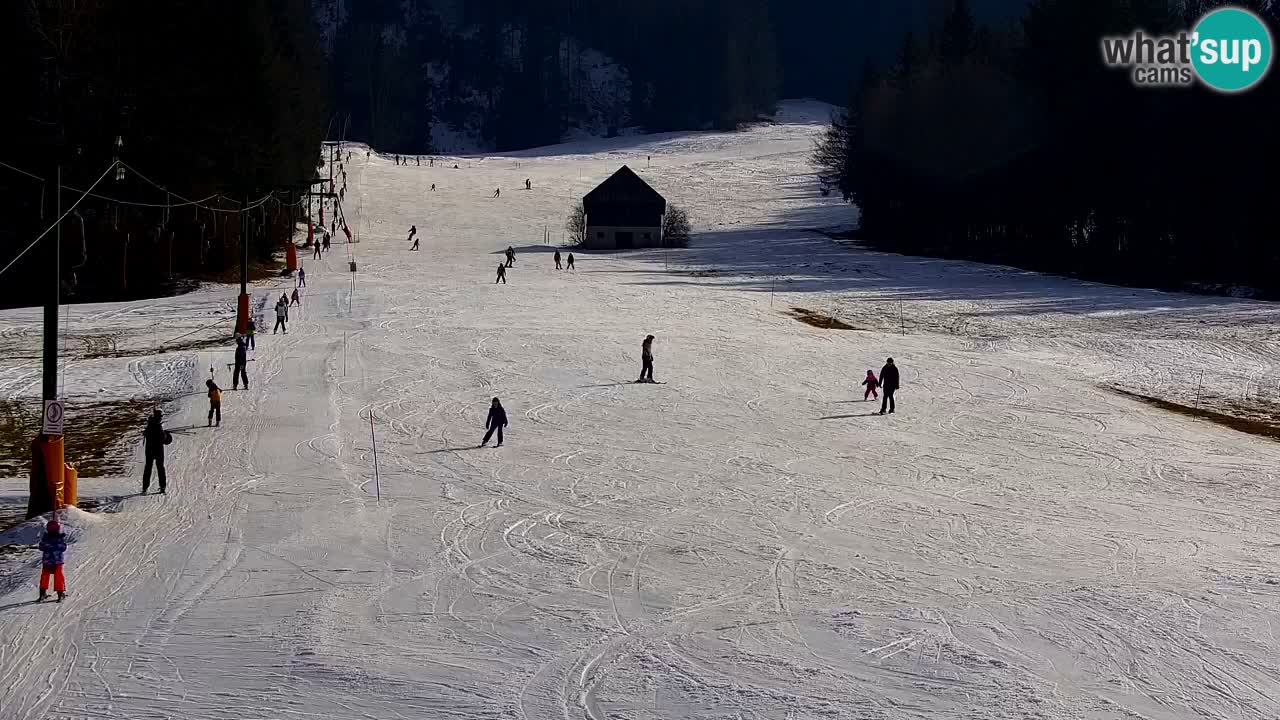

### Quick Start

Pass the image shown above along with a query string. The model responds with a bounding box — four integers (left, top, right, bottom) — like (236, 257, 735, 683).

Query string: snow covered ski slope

(2, 101, 1280, 719)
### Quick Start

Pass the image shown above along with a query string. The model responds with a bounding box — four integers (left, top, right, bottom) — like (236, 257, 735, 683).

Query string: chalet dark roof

(583, 166, 666, 209)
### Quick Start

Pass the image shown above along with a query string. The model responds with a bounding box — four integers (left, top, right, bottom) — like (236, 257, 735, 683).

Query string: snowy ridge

(0, 101, 1278, 719)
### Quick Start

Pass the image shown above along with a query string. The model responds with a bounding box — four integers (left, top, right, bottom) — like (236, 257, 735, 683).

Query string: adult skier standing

(638, 335, 656, 383)
(480, 397, 508, 447)
(878, 358, 900, 415)
(233, 336, 250, 390)
(273, 298, 288, 334)
(554, 250, 562, 270)
(495, 263, 507, 284)
(505, 246, 515, 268)
(566, 253, 575, 271)
(142, 409, 172, 495)
(298, 267, 306, 287)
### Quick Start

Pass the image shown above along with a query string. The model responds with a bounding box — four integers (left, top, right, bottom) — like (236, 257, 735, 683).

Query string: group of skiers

(552, 250, 575, 271)
(860, 358, 901, 415)
(497, 248, 577, 282)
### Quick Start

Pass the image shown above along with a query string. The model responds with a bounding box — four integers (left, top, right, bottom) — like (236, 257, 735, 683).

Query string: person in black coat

(480, 398, 508, 447)
(142, 409, 172, 494)
(878, 357, 900, 415)
(233, 337, 249, 390)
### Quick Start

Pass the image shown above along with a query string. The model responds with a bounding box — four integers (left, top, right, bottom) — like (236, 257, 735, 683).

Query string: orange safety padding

(39, 435, 64, 509)
(236, 292, 250, 335)
(63, 464, 78, 507)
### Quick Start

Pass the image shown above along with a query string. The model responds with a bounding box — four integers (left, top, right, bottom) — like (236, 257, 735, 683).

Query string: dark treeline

(326, 0, 779, 152)
(816, 0, 1280, 296)
(0, 0, 328, 308)
(324, 0, 1025, 154)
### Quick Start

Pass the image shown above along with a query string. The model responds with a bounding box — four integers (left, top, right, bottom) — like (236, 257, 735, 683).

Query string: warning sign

(42, 400, 64, 435)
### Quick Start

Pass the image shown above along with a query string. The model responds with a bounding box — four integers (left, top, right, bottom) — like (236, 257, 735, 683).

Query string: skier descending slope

(878, 357, 900, 415)
(480, 398, 508, 447)
(638, 334, 656, 383)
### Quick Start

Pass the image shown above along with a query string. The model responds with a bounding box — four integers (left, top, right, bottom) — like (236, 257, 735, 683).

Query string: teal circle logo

(1192, 7, 1273, 92)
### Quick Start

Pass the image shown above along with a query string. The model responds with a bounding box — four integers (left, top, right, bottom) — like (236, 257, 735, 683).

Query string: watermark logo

(1101, 7, 1272, 93)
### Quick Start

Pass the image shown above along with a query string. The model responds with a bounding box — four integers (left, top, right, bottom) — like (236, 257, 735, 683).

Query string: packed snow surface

(2, 102, 1280, 720)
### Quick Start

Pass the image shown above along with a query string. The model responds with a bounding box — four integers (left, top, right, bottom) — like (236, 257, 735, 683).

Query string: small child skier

(206, 379, 222, 426)
(38, 519, 67, 602)
(291, 287, 302, 306)
(862, 369, 879, 401)
(245, 319, 256, 350)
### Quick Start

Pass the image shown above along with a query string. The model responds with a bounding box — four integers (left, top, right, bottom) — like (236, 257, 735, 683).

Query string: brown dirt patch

(1109, 388, 1280, 442)
(0, 398, 158, 478)
(788, 307, 856, 331)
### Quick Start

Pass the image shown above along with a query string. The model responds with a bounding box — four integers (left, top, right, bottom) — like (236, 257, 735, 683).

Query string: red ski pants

(864, 386, 878, 400)
(40, 565, 65, 593)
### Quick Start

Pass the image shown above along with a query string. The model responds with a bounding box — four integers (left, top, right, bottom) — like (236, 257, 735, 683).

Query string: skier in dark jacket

(638, 335, 656, 383)
(495, 263, 507, 284)
(38, 519, 68, 602)
(298, 267, 306, 288)
(878, 358, 900, 415)
(142, 409, 171, 494)
(566, 253, 575, 271)
(554, 250, 562, 270)
(233, 337, 249, 390)
(505, 246, 515, 268)
(480, 398, 508, 447)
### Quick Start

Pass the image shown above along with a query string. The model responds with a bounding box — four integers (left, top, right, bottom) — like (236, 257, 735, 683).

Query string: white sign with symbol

(43, 400, 64, 435)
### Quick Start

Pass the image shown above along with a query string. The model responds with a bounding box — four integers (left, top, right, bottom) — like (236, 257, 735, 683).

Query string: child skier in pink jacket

(862, 369, 879, 401)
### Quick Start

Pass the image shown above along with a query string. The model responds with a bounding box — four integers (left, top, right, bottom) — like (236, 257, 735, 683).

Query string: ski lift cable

(0, 161, 118, 279)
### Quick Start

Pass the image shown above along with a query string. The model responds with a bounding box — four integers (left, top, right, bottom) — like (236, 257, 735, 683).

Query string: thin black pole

(370, 412, 381, 500)
(240, 195, 249, 295)
(42, 166, 60, 402)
